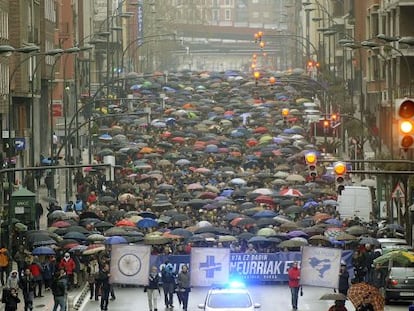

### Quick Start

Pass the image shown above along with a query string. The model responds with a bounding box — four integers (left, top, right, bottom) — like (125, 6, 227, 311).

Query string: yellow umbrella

(259, 134, 273, 144)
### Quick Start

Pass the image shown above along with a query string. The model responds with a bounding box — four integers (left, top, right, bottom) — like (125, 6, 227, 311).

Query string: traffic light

(333, 161, 347, 195)
(304, 151, 318, 180)
(395, 98, 414, 150)
(323, 119, 330, 133)
(331, 113, 338, 127)
(282, 108, 289, 125)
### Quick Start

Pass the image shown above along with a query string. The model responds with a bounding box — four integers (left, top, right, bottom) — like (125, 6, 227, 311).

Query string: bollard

(67, 295, 74, 311)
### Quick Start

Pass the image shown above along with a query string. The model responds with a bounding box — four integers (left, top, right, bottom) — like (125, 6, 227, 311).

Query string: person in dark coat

(34, 203, 43, 230)
(161, 261, 176, 309)
(371, 262, 387, 293)
(97, 263, 111, 311)
(18, 268, 35, 311)
(2, 287, 20, 311)
(145, 266, 160, 311)
(176, 265, 191, 311)
(51, 268, 67, 311)
(338, 263, 349, 295)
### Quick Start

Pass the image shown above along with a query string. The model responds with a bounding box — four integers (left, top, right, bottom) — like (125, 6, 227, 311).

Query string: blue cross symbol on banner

(199, 255, 222, 278)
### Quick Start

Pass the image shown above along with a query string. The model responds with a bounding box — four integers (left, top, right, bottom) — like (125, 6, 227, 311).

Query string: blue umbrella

(130, 84, 142, 91)
(105, 235, 128, 245)
(98, 133, 112, 141)
(137, 218, 159, 228)
(283, 128, 295, 134)
(303, 200, 319, 209)
(204, 144, 218, 153)
(220, 189, 234, 197)
(32, 246, 56, 256)
(325, 218, 342, 226)
(252, 210, 277, 218)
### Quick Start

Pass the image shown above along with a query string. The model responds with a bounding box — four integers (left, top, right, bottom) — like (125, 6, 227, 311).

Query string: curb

(69, 284, 89, 311)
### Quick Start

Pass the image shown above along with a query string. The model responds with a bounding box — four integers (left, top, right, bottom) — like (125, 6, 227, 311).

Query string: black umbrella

(98, 196, 117, 203)
(79, 211, 101, 220)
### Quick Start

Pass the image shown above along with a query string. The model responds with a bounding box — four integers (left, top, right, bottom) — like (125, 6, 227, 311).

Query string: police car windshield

(208, 292, 252, 308)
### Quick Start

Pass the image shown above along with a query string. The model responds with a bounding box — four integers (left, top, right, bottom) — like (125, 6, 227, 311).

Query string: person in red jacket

(59, 253, 75, 290)
(28, 258, 43, 298)
(288, 261, 301, 311)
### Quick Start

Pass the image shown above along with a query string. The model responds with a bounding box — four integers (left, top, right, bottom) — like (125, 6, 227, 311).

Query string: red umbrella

(279, 188, 304, 197)
(161, 131, 172, 138)
(171, 136, 185, 144)
(115, 219, 136, 227)
(197, 192, 217, 199)
(194, 167, 211, 174)
(246, 139, 258, 147)
(253, 126, 268, 134)
(255, 195, 275, 206)
(51, 221, 71, 228)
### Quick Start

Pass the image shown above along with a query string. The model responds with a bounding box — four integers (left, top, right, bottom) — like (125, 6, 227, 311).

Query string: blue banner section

(150, 250, 353, 283)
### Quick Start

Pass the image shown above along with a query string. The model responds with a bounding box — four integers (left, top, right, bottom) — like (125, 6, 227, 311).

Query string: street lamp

(7, 44, 40, 186)
(48, 47, 79, 198)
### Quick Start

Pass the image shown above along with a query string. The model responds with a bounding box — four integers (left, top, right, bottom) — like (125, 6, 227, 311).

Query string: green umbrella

(373, 250, 414, 266)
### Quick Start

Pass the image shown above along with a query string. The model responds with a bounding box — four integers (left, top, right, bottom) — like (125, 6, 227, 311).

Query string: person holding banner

(288, 261, 301, 311)
(177, 265, 191, 311)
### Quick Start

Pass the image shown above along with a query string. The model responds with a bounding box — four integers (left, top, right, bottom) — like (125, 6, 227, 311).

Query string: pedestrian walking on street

(288, 261, 301, 311)
(177, 265, 191, 311)
(338, 263, 349, 296)
(51, 268, 67, 311)
(6, 270, 19, 291)
(2, 287, 20, 311)
(0, 246, 10, 286)
(19, 268, 35, 311)
(86, 257, 99, 300)
(34, 203, 44, 230)
(28, 257, 43, 297)
(97, 263, 111, 311)
(328, 300, 348, 311)
(42, 256, 56, 292)
(145, 266, 160, 311)
(161, 261, 176, 309)
(59, 253, 75, 290)
(356, 295, 375, 311)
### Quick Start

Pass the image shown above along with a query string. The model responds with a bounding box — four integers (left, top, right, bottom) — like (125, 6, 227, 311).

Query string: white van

(303, 102, 319, 109)
(336, 186, 373, 222)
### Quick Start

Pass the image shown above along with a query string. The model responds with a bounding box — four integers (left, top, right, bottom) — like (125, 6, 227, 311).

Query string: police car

(198, 281, 261, 311)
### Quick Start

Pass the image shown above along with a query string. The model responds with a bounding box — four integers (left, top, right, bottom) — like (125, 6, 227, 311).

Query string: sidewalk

(2, 150, 91, 311)
(0, 285, 86, 311)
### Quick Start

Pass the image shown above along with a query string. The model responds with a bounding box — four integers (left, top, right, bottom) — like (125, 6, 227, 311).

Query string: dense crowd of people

(2, 69, 401, 311)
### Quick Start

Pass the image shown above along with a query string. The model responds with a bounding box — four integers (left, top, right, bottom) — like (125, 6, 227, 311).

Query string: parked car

(385, 264, 414, 304)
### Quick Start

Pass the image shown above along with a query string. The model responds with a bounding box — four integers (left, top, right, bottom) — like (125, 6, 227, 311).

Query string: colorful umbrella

(348, 282, 384, 311)
(279, 188, 304, 197)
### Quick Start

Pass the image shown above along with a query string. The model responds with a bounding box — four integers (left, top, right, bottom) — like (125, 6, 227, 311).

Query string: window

(225, 9, 231, 20)
(0, 11, 9, 40)
(0, 62, 9, 96)
(213, 10, 219, 21)
(45, 0, 56, 22)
